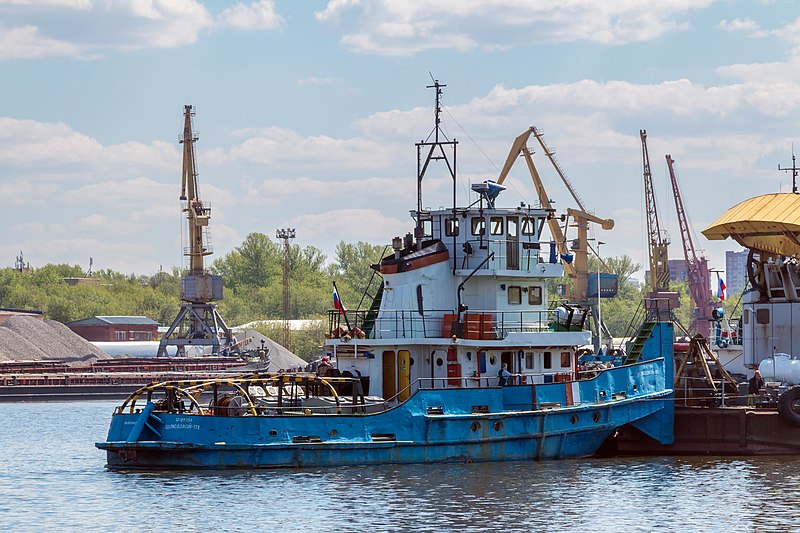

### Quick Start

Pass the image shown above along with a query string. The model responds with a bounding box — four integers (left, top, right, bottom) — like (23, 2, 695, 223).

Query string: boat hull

(97, 360, 672, 469)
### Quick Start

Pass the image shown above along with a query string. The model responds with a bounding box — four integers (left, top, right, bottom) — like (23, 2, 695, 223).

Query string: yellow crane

(496, 127, 614, 303)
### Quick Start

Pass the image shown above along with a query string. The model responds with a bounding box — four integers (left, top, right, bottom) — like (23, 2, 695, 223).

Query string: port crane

(666, 154, 712, 338)
(157, 105, 233, 357)
(496, 126, 615, 348)
(640, 130, 680, 315)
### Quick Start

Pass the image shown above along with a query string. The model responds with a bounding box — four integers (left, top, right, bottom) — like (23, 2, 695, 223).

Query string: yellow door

(398, 350, 411, 401)
(382, 351, 396, 400)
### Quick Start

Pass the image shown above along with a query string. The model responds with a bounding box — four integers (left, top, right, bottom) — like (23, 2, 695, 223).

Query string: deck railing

(328, 308, 582, 340)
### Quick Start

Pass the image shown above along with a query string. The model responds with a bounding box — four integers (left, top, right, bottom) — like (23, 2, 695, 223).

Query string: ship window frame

(528, 286, 543, 306)
(521, 216, 536, 236)
(543, 351, 552, 369)
(508, 285, 522, 305)
(445, 217, 459, 237)
(525, 351, 534, 369)
(507, 216, 518, 237)
(490, 216, 504, 235)
(561, 351, 571, 368)
(471, 217, 485, 236)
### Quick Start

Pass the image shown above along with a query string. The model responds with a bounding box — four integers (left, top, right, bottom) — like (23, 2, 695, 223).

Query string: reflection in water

(2, 401, 799, 532)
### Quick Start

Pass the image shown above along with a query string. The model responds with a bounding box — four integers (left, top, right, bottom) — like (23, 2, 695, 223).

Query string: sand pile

(0, 315, 110, 364)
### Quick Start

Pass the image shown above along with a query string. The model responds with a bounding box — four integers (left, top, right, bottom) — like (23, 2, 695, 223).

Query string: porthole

(436, 357, 444, 367)
(410, 357, 415, 366)
(570, 415, 578, 425)
(269, 430, 278, 436)
(329, 429, 338, 436)
(471, 422, 480, 432)
(489, 354, 496, 365)
(494, 420, 503, 431)
(592, 411, 601, 423)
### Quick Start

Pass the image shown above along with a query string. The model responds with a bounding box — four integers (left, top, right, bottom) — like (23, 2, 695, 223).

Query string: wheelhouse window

(543, 351, 552, 369)
(445, 217, 459, 237)
(508, 286, 522, 305)
(490, 216, 504, 235)
(561, 351, 571, 368)
(521, 216, 536, 236)
(471, 217, 485, 236)
(528, 286, 543, 305)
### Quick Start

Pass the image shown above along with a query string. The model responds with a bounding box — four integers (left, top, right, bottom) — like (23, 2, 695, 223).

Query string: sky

(1, 0, 799, 284)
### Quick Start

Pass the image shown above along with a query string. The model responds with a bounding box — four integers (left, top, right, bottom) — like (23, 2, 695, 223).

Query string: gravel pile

(0, 326, 51, 361)
(46, 320, 111, 361)
(0, 316, 110, 363)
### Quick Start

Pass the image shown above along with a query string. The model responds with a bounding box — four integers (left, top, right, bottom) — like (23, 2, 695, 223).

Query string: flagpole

(333, 281, 352, 330)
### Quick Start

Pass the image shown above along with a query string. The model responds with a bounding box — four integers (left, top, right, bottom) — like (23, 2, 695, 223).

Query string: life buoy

(778, 386, 800, 427)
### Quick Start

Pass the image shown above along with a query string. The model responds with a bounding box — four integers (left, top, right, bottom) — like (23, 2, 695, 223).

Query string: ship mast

(415, 79, 457, 252)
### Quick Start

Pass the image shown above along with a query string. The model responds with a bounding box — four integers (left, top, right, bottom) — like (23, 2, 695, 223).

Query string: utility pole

(276, 228, 296, 350)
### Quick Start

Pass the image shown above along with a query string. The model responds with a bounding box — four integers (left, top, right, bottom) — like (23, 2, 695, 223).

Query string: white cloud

(0, 117, 178, 175)
(297, 76, 338, 86)
(289, 208, 406, 243)
(718, 17, 768, 37)
(0, 23, 83, 59)
(217, 0, 283, 30)
(0, 0, 214, 60)
(315, 0, 716, 56)
(228, 127, 401, 170)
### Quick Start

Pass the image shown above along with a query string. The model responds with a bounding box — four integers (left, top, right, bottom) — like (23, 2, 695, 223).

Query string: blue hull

(97, 358, 673, 469)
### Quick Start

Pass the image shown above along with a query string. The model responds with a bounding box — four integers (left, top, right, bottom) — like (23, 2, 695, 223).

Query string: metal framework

(640, 130, 670, 292)
(158, 105, 232, 357)
(667, 154, 712, 338)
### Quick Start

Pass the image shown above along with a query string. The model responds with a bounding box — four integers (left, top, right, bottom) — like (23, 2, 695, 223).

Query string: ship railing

(674, 375, 745, 407)
(327, 308, 577, 340)
(114, 374, 381, 416)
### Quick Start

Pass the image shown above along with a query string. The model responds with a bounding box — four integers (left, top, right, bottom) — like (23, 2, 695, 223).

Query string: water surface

(1, 401, 797, 532)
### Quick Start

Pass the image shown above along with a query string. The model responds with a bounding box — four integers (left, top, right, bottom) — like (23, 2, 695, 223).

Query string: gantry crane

(666, 154, 712, 338)
(158, 105, 234, 357)
(496, 127, 615, 347)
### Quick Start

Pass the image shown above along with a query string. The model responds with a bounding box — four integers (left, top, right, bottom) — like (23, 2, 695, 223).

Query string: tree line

(0, 233, 741, 357)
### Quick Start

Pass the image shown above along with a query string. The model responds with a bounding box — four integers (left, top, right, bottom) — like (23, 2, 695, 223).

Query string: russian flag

(333, 286, 347, 314)
(718, 277, 726, 301)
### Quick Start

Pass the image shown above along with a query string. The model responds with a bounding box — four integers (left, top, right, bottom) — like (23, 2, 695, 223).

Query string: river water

(1, 400, 799, 532)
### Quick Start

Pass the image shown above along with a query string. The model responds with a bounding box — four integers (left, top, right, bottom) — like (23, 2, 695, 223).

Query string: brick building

(67, 316, 159, 342)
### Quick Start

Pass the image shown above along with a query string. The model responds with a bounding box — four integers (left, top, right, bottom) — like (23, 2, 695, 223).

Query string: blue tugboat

(97, 84, 674, 469)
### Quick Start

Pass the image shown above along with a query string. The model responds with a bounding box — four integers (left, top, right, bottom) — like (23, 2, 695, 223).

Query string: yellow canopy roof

(702, 193, 800, 257)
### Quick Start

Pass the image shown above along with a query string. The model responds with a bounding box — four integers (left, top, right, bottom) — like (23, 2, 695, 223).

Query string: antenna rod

(778, 147, 799, 194)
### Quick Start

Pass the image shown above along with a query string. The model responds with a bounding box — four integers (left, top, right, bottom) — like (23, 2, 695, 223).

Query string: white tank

(758, 353, 800, 385)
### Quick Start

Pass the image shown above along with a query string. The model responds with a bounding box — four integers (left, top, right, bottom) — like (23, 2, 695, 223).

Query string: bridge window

(543, 351, 552, 369)
(445, 217, 459, 237)
(561, 351, 571, 368)
(521, 217, 536, 235)
(508, 286, 522, 305)
(471, 217, 485, 236)
(525, 351, 534, 369)
(490, 216, 503, 235)
(528, 286, 543, 305)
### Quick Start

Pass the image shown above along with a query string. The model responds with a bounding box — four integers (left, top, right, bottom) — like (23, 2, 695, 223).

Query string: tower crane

(158, 105, 233, 357)
(666, 154, 712, 338)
